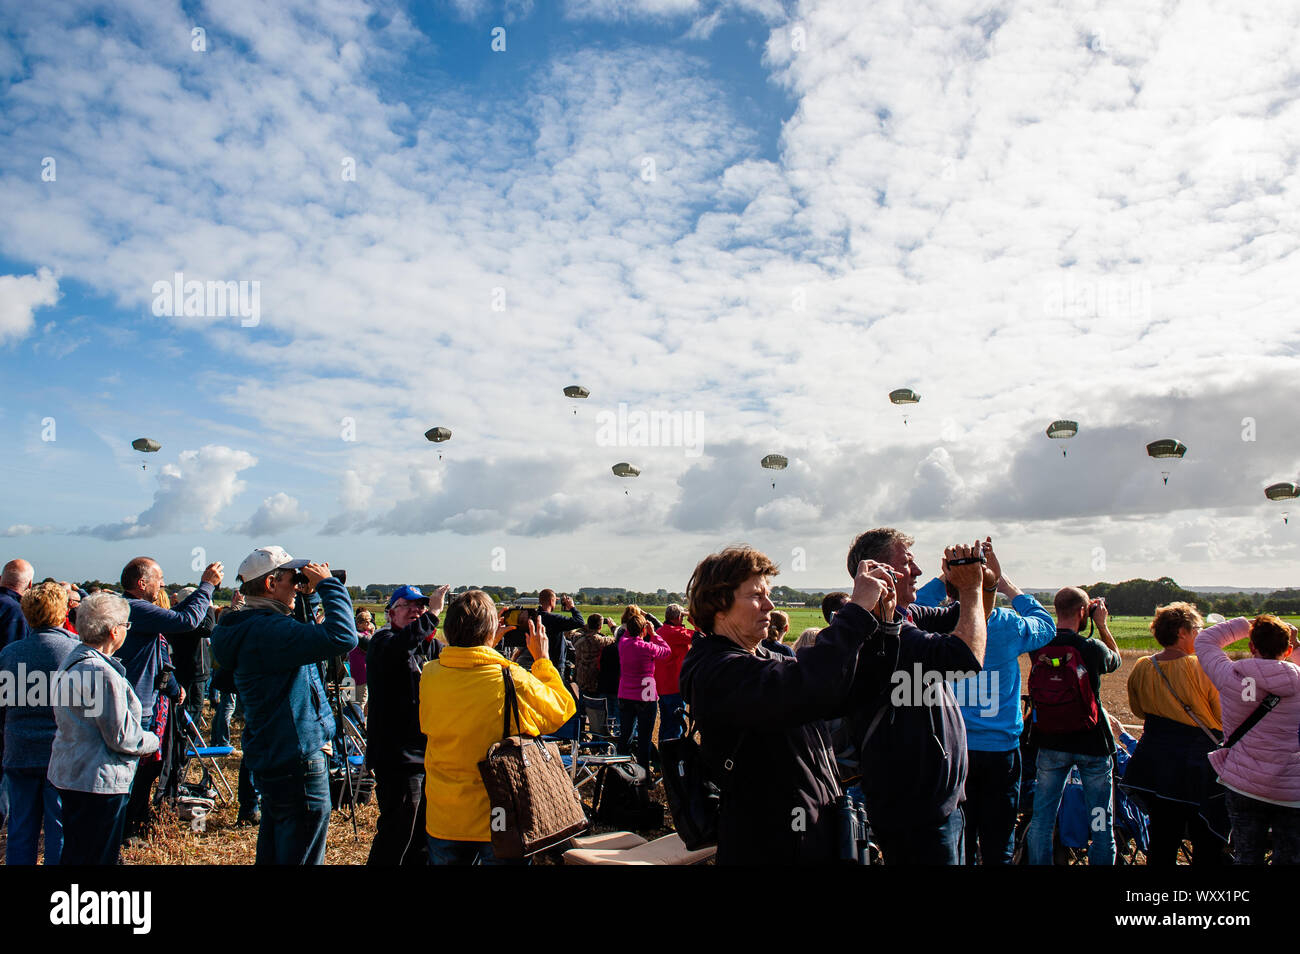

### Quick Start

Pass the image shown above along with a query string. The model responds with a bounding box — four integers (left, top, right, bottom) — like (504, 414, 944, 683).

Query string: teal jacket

(210, 578, 357, 773)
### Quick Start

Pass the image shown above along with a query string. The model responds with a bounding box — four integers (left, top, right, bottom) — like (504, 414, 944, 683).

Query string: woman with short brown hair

(418, 590, 575, 864)
(679, 546, 895, 864)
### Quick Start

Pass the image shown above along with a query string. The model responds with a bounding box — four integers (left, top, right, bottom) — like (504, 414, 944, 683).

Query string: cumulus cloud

(237, 492, 311, 537)
(81, 445, 257, 540)
(6, 0, 1300, 584)
(1, 524, 54, 537)
(0, 268, 59, 343)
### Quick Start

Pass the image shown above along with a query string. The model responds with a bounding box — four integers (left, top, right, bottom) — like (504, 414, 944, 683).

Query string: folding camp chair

(179, 708, 235, 803)
(545, 710, 634, 789)
(582, 694, 621, 742)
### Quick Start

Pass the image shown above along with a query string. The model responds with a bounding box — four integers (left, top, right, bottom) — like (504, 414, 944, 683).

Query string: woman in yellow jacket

(419, 589, 575, 864)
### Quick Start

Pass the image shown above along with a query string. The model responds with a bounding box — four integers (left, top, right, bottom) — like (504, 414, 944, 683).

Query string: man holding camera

(118, 556, 222, 841)
(365, 583, 449, 866)
(211, 546, 357, 865)
(843, 530, 992, 865)
(1024, 586, 1121, 865)
(515, 589, 584, 675)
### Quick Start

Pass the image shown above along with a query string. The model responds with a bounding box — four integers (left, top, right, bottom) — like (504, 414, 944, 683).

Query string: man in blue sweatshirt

(211, 546, 357, 865)
(949, 538, 1056, 864)
(118, 555, 223, 840)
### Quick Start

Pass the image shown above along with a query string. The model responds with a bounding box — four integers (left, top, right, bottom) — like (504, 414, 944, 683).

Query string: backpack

(1027, 644, 1098, 734)
(592, 761, 663, 831)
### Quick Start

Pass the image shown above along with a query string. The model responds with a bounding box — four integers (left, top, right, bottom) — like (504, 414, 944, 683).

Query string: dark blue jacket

(852, 601, 981, 826)
(118, 582, 215, 723)
(210, 578, 357, 773)
(0, 626, 82, 770)
(0, 586, 29, 649)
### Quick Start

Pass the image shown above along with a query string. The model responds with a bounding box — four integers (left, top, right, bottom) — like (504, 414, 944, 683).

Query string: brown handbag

(477, 667, 588, 858)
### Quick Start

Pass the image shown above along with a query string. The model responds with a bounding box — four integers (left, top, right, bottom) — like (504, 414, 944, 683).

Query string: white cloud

(237, 492, 310, 537)
(81, 445, 257, 540)
(0, 267, 59, 343)
(5, 0, 1300, 584)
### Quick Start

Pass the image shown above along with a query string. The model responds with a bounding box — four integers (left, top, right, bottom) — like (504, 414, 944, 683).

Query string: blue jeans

(874, 805, 965, 865)
(964, 748, 1020, 865)
(618, 699, 657, 769)
(658, 693, 685, 742)
(1027, 749, 1114, 865)
(1224, 789, 1300, 865)
(5, 768, 63, 865)
(255, 755, 331, 865)
(210, 688, 237, 747)
(58, 789, 129, 866)
(426, 835, 526, 866)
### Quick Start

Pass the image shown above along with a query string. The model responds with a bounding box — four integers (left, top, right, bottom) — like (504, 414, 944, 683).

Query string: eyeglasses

(115, 622, 132, 632)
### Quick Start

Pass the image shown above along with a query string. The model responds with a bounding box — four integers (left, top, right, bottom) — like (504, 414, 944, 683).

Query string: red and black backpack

(1028, 644, 1099, 734)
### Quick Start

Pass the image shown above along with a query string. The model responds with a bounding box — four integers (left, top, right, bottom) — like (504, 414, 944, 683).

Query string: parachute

(1146, 439, 1187, 486)
(760, 454, 788, 489)
(1266, 482, 1299, 524)
(132, 437, 161, 470)
(1045, 420, 1078, 457)
(563, 385, 589, 415)
(612, 461, 639, 494)
(889, 388, 919, 425)
(1265, 482, 1299, 501)
(424, 426, 451, 460)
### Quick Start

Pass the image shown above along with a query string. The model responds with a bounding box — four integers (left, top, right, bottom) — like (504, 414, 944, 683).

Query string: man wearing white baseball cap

(211, 546, 357, 864)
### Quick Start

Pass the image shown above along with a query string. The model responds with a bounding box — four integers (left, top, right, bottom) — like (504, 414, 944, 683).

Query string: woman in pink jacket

(617, 613, 671, 771)
(1195, 614, 1300, 864)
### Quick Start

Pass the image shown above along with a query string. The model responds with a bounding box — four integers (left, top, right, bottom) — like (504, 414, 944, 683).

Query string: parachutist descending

(1147, 439, 1186, 486)
(761, 454, 788, 490)
(1046, 420, 1078, 457)
(889, 388, 919, 427)
(132, 437, 161, 470)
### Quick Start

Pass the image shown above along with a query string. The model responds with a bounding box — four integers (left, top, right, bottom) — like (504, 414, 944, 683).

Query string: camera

(502, 606, 535, 629)
(292, 568, 347, 586)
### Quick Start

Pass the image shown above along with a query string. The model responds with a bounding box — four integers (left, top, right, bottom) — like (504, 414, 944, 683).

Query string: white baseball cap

(236, 546, 310, 583)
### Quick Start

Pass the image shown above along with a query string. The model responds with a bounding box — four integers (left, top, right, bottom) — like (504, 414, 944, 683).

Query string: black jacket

(364, 613, 441, 771)
(171, 607, 216, 688)
(679, 602, 887, 865)
(851, 602, 980, 826)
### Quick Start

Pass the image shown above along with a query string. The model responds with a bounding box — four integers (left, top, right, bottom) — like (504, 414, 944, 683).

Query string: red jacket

(653, 624, 694, 696)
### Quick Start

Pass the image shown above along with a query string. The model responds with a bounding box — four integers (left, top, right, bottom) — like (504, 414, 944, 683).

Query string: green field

(355, 602, 1293, 656)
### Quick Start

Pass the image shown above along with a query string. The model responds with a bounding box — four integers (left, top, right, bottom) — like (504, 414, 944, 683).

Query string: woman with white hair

(47, 592, 159, 865)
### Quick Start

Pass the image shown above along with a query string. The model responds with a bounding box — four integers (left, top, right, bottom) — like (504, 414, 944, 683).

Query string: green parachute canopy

(611, 462, 640, 478)
(563, 385, 590, 399)
(424, 427, 452, 443)
(889, 388, 920, 405)
(1265, 482, 1300, 501)
(760, 454, 788, 470)
(131, 438, 161, 453)
(1046, 420, 1078, 440)
(1146, 439, 1187, 460)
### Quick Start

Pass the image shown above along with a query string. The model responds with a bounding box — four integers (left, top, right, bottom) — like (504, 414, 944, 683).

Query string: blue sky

(1, 0, 1298, 591)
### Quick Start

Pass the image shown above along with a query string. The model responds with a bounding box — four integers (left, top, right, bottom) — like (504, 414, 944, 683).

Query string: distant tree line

(72, 576, 1296, 618)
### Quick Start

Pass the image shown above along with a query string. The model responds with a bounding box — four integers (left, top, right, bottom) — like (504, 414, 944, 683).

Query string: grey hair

(175, 586, 197, 601)
(665, 603, 684, 623)
(78, 592, 129, 647)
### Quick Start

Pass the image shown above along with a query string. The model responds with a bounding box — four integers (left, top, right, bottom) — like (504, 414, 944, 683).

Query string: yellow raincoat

(420, 644, 576, 842)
